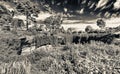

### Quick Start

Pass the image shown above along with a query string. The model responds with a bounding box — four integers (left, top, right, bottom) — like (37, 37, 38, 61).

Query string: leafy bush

(44, 14, 63, 29)
(38, 57, 54, 71)
(97, 18, 106, 29)
(85, 25, 93, 33)
(0, 32, 21, 50)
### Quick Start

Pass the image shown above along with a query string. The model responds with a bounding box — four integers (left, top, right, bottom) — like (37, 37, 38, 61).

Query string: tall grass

(0, 56, 31, 74)
(26, 41, 120, 74)
(0, 41, 120, 74)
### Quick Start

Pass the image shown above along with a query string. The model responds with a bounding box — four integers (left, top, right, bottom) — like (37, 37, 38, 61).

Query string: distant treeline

(2, 0, 120, 17)
(33, 0, 119, 17)
(34, 0, 98, 7)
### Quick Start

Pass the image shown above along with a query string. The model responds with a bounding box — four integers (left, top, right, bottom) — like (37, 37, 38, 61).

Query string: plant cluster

(25, 41, 120, 74)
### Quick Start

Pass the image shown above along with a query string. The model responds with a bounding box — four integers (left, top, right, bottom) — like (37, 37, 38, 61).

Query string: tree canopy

(34, 0, 120, 17)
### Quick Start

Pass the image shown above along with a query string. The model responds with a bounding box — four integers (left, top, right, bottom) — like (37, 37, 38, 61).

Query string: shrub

(27, 50, 49, 64)
(72, 31, 77, 34)
(85, 25, 93, 33)
(38, 57, 54, 71)
(97, 18, 106, 29)
(44, 14, 63, 29)
(62, 45, 72, 51)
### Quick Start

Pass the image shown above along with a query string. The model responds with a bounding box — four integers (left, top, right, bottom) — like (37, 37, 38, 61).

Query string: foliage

(0, 36, 120, 74)
(44, 14, 63, 29)
(85, 25, 93, 33)
(97, 18, 106, 29)
(0, 5, 10, 15)
(0, 57, 31, 74)
(0, 1, 120, 74)
(26, 42, 120, 74)
(0, 32, 20, 50)
(35, 0, 120, 17)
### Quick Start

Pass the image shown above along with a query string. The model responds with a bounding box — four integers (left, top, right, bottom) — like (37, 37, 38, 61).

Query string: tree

(97, 18, 106, 29)
(15, 1, 39, 30)
(44, 14, 63, 29)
